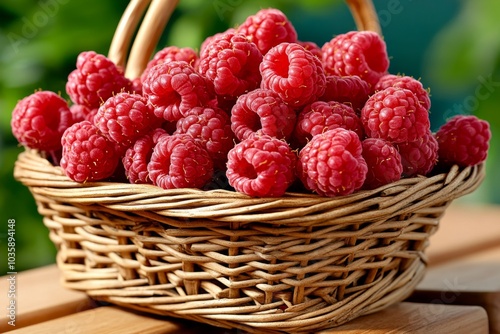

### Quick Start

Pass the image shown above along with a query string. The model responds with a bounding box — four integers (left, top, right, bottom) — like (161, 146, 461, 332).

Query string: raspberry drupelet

(322, 31, 389, 89)
(142, 60, 214, 122)
(226, 134, 297, 197)
(11, 91, 73, 152)
(260, 42, 326, 108)
(60, 120, 120, 182)
(236, 8, 298, 55)
(198, 32, 263, 99)
(297, 128, 368, 197)
(65, 51, 131, 109)
(435, 115, 491, 167)
(361, 87, 430, 143)
(231, 88, 296, 141)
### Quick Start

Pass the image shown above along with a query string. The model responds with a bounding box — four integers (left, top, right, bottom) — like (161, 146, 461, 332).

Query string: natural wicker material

(13, 1, 487, 333)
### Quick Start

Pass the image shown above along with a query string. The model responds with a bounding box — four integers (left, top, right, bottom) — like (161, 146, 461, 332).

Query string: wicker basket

(14, 0, 486, 333)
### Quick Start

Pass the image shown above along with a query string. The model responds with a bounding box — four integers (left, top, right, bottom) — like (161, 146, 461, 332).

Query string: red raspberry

(122, 128, 168, 184)
(293, 101, 364, 148)
(60, 120, 120, 182)
(147, 133, 213, 189)
(374, 74, 431, 111)
(395, 131, 438, 177)
(142, 61, 214, 122)
(198, 32, 263, 99)
(231, 88, 296, 141)
(361, 138, 402, 189)
(200, 28, 236, 56)
(361, 87, 430, 143)
(298, 41, 322, 59)
(93, 92, 160, 150)
(11, 91, 73, 152)
(236, 8, 298, 55)
(70, 104, 98, 123)
(65, 51, 132, 109)
(175, 106, 235, 171)
(141, 46, 198, 82)
(435, 115, 491, 167)
(226, 134, 297, 197)
(130, 77, 143, 95)
(319, 75, 371, 113)
(322, 31, 389, 88)
(260, 42, 326, 108)
(297, 128, 367, 197)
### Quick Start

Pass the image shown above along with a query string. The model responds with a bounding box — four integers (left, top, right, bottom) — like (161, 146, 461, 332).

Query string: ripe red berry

(293, 100, 364, 148)
(231, 88, 296, 141)
(362, 138, 402, 189)
(396, 131, 438, 177)
(148, 133, 213, 190)
(175, 106, 235, 170)
(361, 87, 430, 143)
(65, 51, 131, 109)
(374, 74, 431, 111)
(236, 8, 298, 55)
(298, 41, 322, 59)
(319, 75, 371, 113)
(435, 115, 491, 167)
(70, 104, 97, 123)
(60, 120, 120, 182)
(122, 128, 168, 184)
(322, 31, 389, 88)
(141, 46, 198, 82)
(226, 134, 297, 197)
(93, 92, 160, 151)
(198, 32, 263, 99)
(142, 60, 214, 122)
(297, 128, 367, 197)
(11, 91, 73, 152)
(260, 42, 326, 108)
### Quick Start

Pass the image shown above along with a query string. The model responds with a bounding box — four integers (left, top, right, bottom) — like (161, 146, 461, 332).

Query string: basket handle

(109, 0, 380, 79)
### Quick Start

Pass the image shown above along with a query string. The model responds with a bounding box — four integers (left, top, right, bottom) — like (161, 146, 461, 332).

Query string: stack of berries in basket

(11, 8, 491, 198)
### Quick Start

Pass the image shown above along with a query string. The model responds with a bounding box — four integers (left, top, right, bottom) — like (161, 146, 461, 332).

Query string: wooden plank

(6, 302, 489, 334)
(411, 246, 500, 334)
(426, 203, 500, 266)
(0, 264, 95, 332)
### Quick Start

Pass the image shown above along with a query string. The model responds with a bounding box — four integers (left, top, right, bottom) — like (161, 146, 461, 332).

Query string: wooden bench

(1, 202, 498, 333)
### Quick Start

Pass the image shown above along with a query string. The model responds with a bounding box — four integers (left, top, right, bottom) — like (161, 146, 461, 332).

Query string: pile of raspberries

(11, 8, 491, 198)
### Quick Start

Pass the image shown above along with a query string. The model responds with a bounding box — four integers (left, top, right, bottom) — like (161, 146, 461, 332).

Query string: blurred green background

(1, 0, 498, 274)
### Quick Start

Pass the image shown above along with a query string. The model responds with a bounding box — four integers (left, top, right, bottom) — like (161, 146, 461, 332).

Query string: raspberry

(175, 106, 235, 170)
(226, 134, 297, 197)
(322, 31, 389, 88)
(395, 131, 438, 177)
(11, 91, 73, 152)
(236, 8, 298, 55)
(297, 128, 367, 197)
(60, 120, 120, 182)
(361, 87, 430, 143)
(93, 92, 160, 150)
(198, 32, 262, 99)
(200, 28, 236, 56)
(148, 133, 213, 189)
(231, 88, 296, 141)
(65, 51, 132, 109)
(260, 42, 326, 108)
(298, 41, 322, 59)
(122, 128, 168, 184)
(435, 115, 491, 167)
(142, 61, 214, 122)
(70, 104, 98, 123)
(319, 75, 371, 113)
(361, 138, 402, 189)
(141, 46, 198, 82)
(374, 74, 431, 111)
(293, 101, 364, 148)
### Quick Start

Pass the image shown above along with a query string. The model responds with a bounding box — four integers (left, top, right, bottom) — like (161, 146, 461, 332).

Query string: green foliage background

(1, 0, 498, 274)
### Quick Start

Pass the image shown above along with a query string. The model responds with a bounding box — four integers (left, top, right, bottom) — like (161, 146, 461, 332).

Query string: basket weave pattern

(13, 0, 486, 332)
